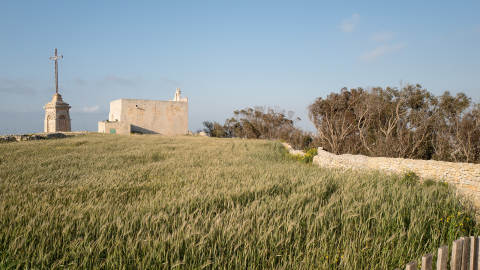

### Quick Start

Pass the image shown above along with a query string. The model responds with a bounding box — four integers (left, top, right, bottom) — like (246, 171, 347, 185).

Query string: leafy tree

(308, 83, 479, 163)
(203, 106, 314, 150)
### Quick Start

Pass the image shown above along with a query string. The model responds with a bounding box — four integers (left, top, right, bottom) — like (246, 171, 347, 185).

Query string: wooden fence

(395, 236, 479, 270)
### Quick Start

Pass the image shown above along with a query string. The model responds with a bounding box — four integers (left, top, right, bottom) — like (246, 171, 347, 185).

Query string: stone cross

(49, 49, 63, 94)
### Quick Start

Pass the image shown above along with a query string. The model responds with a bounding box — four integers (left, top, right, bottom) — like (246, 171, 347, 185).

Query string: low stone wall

(98, 121, 131, 135)
(1, 132, 86, 143)
(282, 143, 305, 156)
(313, 147, 480, 208)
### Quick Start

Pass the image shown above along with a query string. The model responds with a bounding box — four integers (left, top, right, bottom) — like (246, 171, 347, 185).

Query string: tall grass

(0, 133, 478, 269)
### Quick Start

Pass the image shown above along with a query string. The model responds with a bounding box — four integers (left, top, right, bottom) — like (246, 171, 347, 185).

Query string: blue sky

(1, 1, 479, 135)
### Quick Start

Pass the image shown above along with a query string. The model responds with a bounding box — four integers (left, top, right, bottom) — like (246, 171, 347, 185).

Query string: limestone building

(43, 94, 72, 132)
(98, 88, 188, 135)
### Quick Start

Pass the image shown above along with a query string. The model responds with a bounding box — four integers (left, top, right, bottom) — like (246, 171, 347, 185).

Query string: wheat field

(0, 133, 478, 269)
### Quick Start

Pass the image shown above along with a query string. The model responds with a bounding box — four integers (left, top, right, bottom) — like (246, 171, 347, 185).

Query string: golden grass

(0, 133, 478, 269)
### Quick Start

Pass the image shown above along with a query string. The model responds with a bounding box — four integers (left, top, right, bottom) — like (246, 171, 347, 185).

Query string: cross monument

(43, 49, 71, 132)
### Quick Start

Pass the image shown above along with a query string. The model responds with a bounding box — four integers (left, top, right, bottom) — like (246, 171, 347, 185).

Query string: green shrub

(401, 170, 419, 186)
(423, 179, 436, 187)
(303, 147, 318, 163)
(283, 145, 318, 164)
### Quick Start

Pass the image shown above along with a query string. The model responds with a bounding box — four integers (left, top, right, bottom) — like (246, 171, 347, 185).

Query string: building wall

(109, 100, 123, 122)
(98, 121, 131, 135)
(312, 148, 480, 208)
(116, 99, 188, 135)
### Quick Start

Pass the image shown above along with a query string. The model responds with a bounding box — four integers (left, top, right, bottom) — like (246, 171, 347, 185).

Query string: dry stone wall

(312, 147, 480, 208)
(1, 132, 87, 143)
(282, 143, 305, 156)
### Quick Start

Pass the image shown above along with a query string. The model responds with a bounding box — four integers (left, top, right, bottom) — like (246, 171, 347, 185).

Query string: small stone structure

(43, 94, 72, 133)
(170, 87, 188, 102)
(98, 121, 131, 135)
(98, 88, 188, 135)
(313, 148, 480, 208)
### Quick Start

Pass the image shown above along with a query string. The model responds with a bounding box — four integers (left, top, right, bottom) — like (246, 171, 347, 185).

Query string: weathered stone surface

(197, 132, 208, 137)
(14, 135, 26, 142)
(46, 133, 66, 139)
(98, 121, 131, 135)
(282, 142, 305, 156)
(0, 133, 51, 143)
(29, 135, 40, 140)
(312, 147, 480, 209)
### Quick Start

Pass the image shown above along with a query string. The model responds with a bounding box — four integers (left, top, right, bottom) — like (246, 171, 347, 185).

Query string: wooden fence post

(452, 239, 465, 270)
(422, 253, 433, 270)
(395, 237, 480, 270)
(406, 261, 417, 270)
(471, 236, 479, 270)
(437, 245, 449, 270)
(462, 236, 470, 270)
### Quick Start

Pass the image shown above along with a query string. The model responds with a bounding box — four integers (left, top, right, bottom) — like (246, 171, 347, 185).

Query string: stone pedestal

(43, 94, 71, 132)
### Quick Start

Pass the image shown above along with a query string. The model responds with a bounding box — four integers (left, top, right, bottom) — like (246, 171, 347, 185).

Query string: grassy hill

(0, 133, 478, 269)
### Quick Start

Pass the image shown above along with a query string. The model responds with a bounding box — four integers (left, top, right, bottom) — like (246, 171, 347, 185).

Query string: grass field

(0, 133, 479, 269)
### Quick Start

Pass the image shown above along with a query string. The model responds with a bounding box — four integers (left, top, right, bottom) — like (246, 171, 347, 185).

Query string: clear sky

(1, 1, 479, 135)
